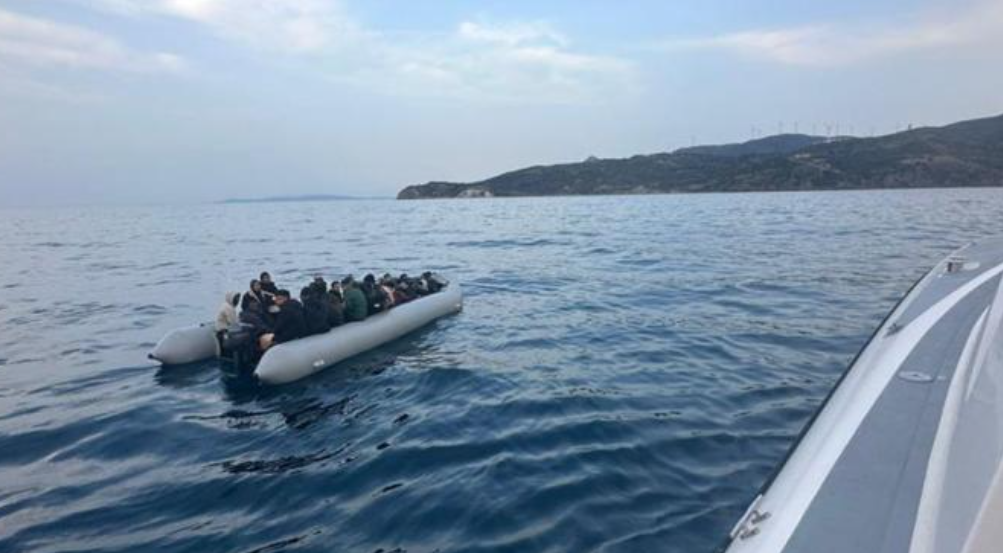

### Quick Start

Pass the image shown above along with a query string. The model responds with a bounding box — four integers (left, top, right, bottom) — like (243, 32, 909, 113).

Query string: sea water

(1, 188, 1002, 552)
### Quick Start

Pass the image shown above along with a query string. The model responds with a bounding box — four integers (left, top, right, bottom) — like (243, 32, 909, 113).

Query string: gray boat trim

(724, 239, 1003, 553)
(780, 278, 996, 553)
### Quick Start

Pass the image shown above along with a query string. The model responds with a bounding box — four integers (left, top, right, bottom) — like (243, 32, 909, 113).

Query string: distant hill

(220, 194, 380, 204)
(674, 133, 831, 157)
(398, 114, 1003, 199)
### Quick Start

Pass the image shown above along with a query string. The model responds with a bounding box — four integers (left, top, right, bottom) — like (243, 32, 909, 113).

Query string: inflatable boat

(723, 239, 1003, 553)
(150, 283, 463, 384)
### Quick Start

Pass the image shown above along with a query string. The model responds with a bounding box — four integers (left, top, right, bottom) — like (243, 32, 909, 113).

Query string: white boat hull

(149, 284, 463, 385)
(149, 323, 217, 365)
(255, 284, 462, 384)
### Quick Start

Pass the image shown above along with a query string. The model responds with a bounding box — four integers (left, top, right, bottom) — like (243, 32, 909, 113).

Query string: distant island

(398, 113, 1003, 199)
(220, 194, 381, 204)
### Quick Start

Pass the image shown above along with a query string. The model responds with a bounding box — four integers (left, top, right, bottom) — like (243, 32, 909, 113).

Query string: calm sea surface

(2, 189, 1003, 553)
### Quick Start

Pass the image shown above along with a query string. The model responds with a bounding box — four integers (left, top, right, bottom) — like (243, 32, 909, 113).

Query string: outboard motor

(219, 324, 257, 372)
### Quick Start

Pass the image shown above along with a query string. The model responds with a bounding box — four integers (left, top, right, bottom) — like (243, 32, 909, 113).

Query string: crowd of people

(215, 271, 447, 356)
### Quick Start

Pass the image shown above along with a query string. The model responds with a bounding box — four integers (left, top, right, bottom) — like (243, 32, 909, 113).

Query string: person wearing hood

(272, 289, 307, 344)
(241, 279, 266, 311)
(342, 276, 368, 322)
(215, 292, 241, 332)
(214, 291, 241, 353)
(259, 272, 279, 297)
(423, 271, 444, 294)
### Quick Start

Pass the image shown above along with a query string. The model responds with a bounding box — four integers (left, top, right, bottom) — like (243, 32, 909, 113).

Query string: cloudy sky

(1, 0, 1001, 205)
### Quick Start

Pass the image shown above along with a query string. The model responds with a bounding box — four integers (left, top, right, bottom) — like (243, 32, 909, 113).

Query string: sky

(0, 0, 1002, 205)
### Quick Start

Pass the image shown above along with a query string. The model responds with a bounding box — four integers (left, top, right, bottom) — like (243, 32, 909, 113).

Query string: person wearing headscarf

(215, 292, 240, 332)
(259, 272, 279, 296)
(241, 279, 266, 311)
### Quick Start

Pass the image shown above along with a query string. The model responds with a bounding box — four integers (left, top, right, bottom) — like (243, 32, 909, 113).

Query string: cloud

(81, 1, 635, 104)
(357, 20, 634, 105)
(655, 0, 1003, 66)
(457, 20, 568, 48)
(60, 1, 635, 104)
(88, 0, 361, 53)
(0, 8, 183, 73)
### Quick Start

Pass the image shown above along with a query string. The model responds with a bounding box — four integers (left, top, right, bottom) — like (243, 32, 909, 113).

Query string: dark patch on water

(445, 238, 570, 248)
(566, 386, 621, 397)
(219, 445, 349, 475)
(184, 408, 282, 429)
(283, 396, 355, 430)
(378, 482, 404, 495)
(242, 530, 323, 553)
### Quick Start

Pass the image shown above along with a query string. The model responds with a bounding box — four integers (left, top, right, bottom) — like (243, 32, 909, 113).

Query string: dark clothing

(273, 300, 307, 344)
(258, 282, 278, 313)
(241, 290, 266, 312)
(362, 283, 386, 315)
(411, 279, 429, 297)
(361, 283, 375, 314)
(327, 292, 345, 328)
(239, 307, 272, 337)
(303, 295, 331, 336)
(425, 276, 444, 294)
(343, 287, 368, 322)
(260, 281, 279, 307)
(309, 278, 327, 298)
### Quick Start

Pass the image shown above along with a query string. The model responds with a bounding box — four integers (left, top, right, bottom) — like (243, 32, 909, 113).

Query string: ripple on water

(0, 190, 1000, 552)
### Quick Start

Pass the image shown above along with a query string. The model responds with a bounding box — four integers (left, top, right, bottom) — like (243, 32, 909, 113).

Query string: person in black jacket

(301, 286, 331, 336)
(423, 271, 444, 294)
(239, 299, 272, 335)
(260, 272, 279, 296)
(310, 275, 327, 297)
(239, 300, 275, 354)
(272, 289, 307, 344)
(362, 273, 386, 315)
(241, 279, 266, 311)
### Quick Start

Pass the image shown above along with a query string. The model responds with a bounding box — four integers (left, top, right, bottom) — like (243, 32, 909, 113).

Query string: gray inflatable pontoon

(150, 283, 462, 384)
(723, 239, 1003, 553)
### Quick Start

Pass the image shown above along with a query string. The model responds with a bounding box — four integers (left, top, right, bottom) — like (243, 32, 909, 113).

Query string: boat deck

(725, 239, 1003, 553)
